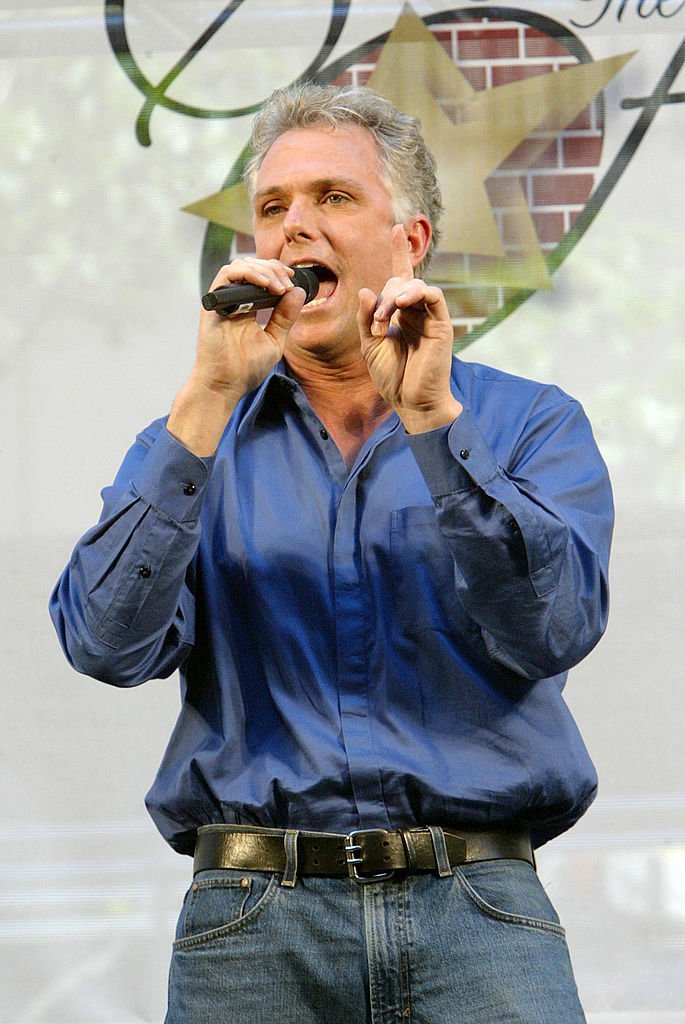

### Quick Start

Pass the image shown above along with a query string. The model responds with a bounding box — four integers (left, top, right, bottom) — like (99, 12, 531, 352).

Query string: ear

(405, 215, 432, 269)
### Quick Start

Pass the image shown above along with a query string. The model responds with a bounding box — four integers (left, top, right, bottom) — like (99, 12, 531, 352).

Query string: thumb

(264, 286, 309, 345)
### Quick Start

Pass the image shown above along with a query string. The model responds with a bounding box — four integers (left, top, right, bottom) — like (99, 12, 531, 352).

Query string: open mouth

(293, 262, 338, 308)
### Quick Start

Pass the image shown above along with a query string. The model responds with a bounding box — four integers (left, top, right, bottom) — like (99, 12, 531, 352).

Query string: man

(51, 83, 613, 1022)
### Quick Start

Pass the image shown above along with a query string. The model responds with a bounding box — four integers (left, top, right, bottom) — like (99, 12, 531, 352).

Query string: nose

(282, 197, 318, 243)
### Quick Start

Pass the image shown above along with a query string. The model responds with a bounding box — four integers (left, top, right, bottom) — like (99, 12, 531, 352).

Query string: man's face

(251, 124, 400, 358)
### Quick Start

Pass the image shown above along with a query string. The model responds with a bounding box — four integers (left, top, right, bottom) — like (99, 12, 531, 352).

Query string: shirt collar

(235, 360, 297, 437)
(236, 355, 468, 438)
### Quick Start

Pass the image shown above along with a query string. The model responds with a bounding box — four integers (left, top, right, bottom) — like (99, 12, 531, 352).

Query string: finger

(390, 223, 415, 281)
(372, 274, 430, 334)
(369, 227, 416, 332)
(393, 279, 450, 319)
(357, 287, 379, 344)
(370, 279, 451, 341)
(208, 258, 294, 296)
(263, 285, 308, 344)
(371, 276, 409, 331)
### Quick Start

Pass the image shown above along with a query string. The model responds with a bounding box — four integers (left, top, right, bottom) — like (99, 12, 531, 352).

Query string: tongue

(316, 277, 336, 300)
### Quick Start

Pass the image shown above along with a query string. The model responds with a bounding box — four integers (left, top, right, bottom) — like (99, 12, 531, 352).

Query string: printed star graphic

(183, 6, 633, 292)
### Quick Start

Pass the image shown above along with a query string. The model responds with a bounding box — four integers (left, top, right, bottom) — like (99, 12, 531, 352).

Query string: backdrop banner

(2, 2, 684, 1020)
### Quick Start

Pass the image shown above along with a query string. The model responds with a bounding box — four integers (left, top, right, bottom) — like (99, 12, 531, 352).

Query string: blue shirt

(50, 357, 613, 855)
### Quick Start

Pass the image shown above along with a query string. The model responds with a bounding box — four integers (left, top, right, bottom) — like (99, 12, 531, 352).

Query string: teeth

(293, 262, 330, 281)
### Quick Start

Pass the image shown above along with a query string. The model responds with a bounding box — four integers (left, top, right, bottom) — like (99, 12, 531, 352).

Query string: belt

(194, 824, 534, 883)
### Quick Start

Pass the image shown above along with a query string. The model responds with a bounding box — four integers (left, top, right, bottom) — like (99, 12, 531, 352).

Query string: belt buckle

(344, 829, 395, 884)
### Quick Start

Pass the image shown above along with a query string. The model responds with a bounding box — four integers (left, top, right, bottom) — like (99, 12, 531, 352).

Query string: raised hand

(357, 225, 462, 434)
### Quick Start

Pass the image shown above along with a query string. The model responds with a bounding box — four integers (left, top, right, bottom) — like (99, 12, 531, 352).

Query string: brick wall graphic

(332, 13, 607, 340)
(192, 8, 632, 346)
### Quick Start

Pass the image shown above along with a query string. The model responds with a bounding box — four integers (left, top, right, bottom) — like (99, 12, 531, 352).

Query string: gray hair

(243, 82, 443, 273)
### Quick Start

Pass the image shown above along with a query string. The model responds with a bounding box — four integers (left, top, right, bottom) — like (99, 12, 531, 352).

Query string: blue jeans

(166, 859, 585, 1023)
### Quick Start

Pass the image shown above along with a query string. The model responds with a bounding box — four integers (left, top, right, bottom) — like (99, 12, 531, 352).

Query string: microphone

(201, 266, 320, 317)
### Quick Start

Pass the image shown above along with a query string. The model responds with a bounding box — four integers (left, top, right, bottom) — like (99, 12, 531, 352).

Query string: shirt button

(320, 428, 329, 440)
(182, 482, 196, 496)
(138, 564, 152, 579)
(459, 449, 470, 460)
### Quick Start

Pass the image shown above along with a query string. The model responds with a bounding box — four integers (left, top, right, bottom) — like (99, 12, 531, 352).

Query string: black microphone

(201, 266, 320, 317)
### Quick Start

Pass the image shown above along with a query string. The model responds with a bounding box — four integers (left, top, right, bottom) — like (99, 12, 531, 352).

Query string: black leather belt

(194, 824, 534, 882)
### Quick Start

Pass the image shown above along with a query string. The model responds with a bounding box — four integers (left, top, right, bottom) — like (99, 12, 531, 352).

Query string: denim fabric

(166, 859, 585, 1023)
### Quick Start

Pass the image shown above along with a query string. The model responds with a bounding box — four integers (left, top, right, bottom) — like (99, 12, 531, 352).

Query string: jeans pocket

(173, 870, 278, 950)
(455, 859, 566, 937)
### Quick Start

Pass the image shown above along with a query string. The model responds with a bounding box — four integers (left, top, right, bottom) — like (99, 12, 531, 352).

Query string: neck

(285, 347, 393, 468)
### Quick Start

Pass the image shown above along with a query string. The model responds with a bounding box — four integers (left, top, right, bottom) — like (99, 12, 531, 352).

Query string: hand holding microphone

(168, 262, 321, 456)
(202, 266, 320, 317)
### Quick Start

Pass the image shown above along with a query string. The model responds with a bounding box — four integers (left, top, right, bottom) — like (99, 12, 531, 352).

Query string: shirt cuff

(407, 409, 500, 497)
(131, 426, 214, 523)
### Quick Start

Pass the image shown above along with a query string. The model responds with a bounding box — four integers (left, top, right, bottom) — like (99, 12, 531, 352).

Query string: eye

(324, 192, 349, 206)
(261, 202, 285, 218)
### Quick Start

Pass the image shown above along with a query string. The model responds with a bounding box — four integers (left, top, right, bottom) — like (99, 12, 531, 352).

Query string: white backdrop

(2, 2, 684, 1021)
